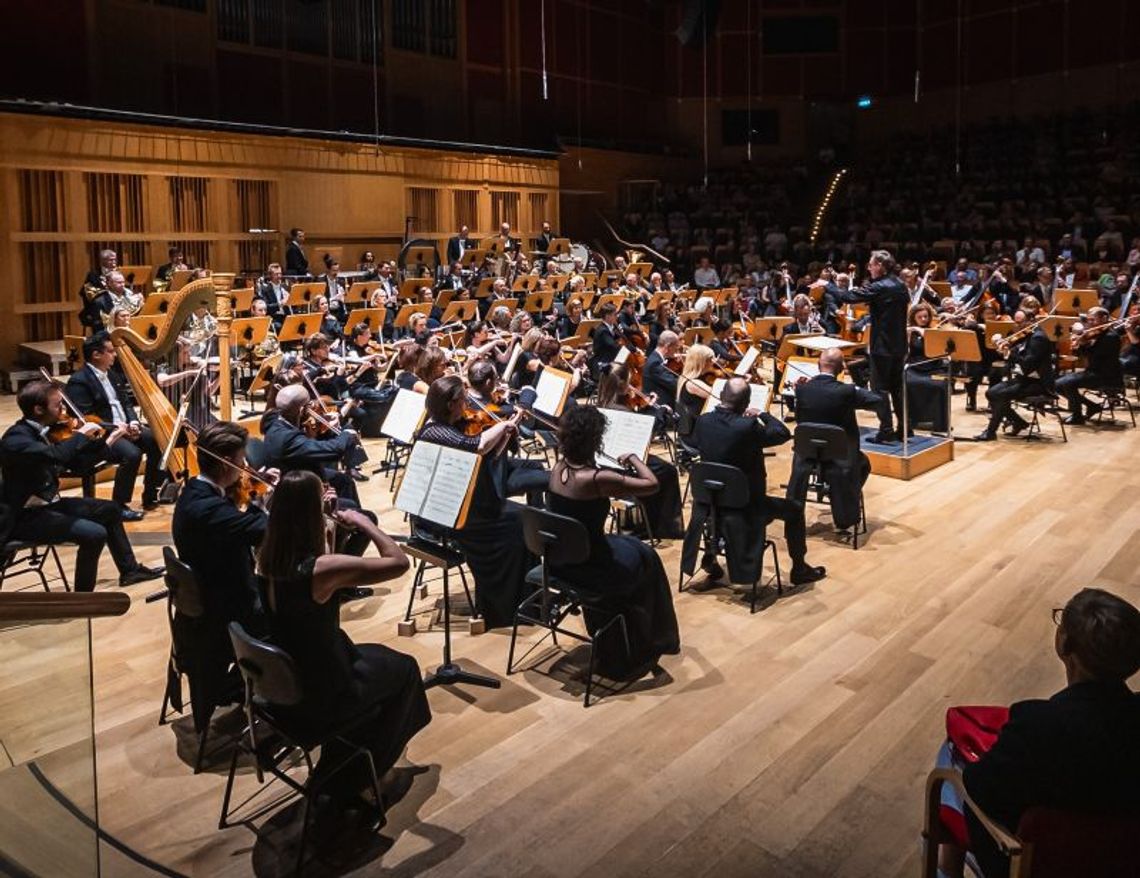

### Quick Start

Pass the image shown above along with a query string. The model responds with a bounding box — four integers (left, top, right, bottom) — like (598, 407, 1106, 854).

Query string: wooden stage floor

(3, 392, 1138, 877)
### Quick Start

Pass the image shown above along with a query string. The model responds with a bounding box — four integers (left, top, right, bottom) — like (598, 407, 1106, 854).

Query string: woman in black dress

(257, 470, 431, 821)
(596, 365, 684, 540)
(547, 405, 680, 680)
(905, 302, 950, 432)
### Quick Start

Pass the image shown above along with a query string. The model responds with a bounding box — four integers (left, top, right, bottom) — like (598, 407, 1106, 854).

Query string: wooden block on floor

(468, 618, 486, 636)
(397, 619, 417, 637)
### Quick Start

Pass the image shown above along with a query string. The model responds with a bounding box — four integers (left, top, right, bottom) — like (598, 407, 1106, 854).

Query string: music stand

(170, 269, 195, 292)
(595, 293, 625, 312)
(285, 283, 321, 311)
(566, 291, 595, 312)
(461, 249, 486, 271)
(277, 314, 319, 346)
(512, 275, 537, 293)
(119, 265, 153, 291)
(440, 301, 478, 324)
(751, 317, 794, 351)
(1040, 316, 1078, 344)
(922, 328, 981, 442)
(399, 278, 430, 301)
(1053, 289, 1098, 316)
(574, 319, 602, 340)
(628, 261, 653, 280)
(644, 292, 674, 312)
(434, 289, 457, 310)
(683, 326, 713, 345)
(581, 272, 598, 290)
(140, 293, 175, 316)
(405, 246, 435, 275)
(548, 238, 571, 256)
(984, 318, 1016, 349)
(673, 288, 699, 305)
(229, 288, 255, 315)
(395, 302, 431, 330)
(343, 307, 386, 336)
(346, 281, 380, 305)
(524, 291, 554, 314)
(475, 278, 496, 299)
(128, 315, 164, 343)
(231, 317, 271, 349)
(547, 275, 569, 294)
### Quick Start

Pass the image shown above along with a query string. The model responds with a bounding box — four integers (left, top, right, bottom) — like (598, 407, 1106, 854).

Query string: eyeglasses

(1051, 607, 1065, 626)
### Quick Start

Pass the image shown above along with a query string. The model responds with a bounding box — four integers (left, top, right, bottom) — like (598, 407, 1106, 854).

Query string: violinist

(511, 327, 546, 389)
(962, 302, 1004, 412)
(303, 333, 349, 401)
(391, 341, 422, 391)
(782, 294, 823, 337)
(974, 311, 1055, 442)
(675, 344, 717, 442)
(0, 380, 163, 592)
(647, 300, 676, 352)
(591, 302, 623, 375)
(1057, 307, 1122, 425)
(345, 322, 395, 437)
(596, 365, 684, 540)
(556, 299, 585, 341)
(642, 330, 681, 402)
(904, 302, 949, 434)
(536, 335, 590, 396)
(415, 375, 532, 628)
(411, 346, 449, 395)
(709, 318, 742, 365)
(313, 294, 343, 341)
(1121, 300, 1140, 378)
(463, 320, 513, 372)
(984, 260, 1020, 315)
(171, 421, 273, 709)
(466, 360, 549, 504)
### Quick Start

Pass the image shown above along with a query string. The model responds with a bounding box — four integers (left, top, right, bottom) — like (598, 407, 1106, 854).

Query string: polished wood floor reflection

(6, 394, 1138, 877)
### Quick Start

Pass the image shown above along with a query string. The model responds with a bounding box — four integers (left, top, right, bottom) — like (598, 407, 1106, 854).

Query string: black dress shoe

(1007, 418, 1029, 436)
(349, 468, 369, 482)
(120, 508, 145, 522)
(790, 564, 827, 586)
(119, 564, 165, 587)
(1062, 414, 1086, 426)
(1084, 402, 1103, 418)
(973, 430, 997, 442)
(142, 498, 160, 511)
(872, 431, 898, 444)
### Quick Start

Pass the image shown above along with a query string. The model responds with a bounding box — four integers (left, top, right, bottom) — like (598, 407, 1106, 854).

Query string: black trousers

(758, 495, 808, 567)
(965, 362, 1003, 405)
(1122, 352, 1140, 377)
(106, 427, 164, 506)
(333, 498, 378, 558)
(984, 378, 1042, 433)
(11, 497, 137, 592)
(870, 354, 905, 435)
(1055, 370, 1111, 413)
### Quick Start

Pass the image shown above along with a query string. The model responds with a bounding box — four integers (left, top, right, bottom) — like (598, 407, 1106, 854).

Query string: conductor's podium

(860, 428, 955, 481)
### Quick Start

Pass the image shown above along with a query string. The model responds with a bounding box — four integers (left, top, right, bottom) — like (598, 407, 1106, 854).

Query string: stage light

(857, 96, 873, 109)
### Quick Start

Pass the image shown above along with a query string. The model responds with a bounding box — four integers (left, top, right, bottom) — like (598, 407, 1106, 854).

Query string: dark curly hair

(557, 404, 606, 466)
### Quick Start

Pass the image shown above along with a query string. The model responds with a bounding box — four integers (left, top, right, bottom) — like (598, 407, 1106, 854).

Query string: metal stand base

(424, 663, 501, 690)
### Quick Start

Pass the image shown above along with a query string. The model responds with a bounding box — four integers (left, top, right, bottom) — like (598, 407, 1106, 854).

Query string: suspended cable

(540, 0, 549, 101)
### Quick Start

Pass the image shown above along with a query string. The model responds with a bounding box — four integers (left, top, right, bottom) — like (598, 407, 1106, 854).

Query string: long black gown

(260, 558, 432, 801)
(905, 330, 950, 431)
(547, 478, 680, 679)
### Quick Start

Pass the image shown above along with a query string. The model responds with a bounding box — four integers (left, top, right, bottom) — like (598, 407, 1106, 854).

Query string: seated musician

(932, 588, 1140, 878)
(962, 303, 1003, 412)
(463, 320, 512, 373)
(410, 346, 449, 395)
(512, 328, 546, 389)
(1057, 306, 1123, 425)
(642, 330, 681, 403)
(393, 342, 422, 391)
(787, 349, 880, 533)
(467, 360, 548, 503)
(171, 421, 271, 716)
(509, 310, 535, 337)
(556, 299, 585, 341)
(303, 332, 350, 402)
(536, 335, 589, 396)
(256, 262, 291, 330)
(257, 470, 430, 828)
(0, 381, 163, 591)
(66, 332, 164, 518)
(262, 385, 373, 541)
(647, 301, 676, 352)
(547, 405, 680, 680)
(320, 258, 348, 324)
(675, 344, 717, 441)
(357, 250, 378, 279)
(687, 377, 825, 587)
(342, 322, 395, 438)
(1121, 300, 1140, 378)
(974, 307, 1055, 442)
(416, 375, 533, 628)
(79, 249, 118, 332)
(597, 365, 684, 540)
(591, 302, 622, 373)
(313, 294, 343, 341)
(905, 302, 950, 433)
(248, 297, 280, 357)
(709, 318, 742, 365)
(783, 294, 823, 337)
(105, 271, 143, 319)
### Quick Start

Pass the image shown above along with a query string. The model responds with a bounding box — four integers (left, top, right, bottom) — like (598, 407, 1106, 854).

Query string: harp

(109, 277, 234, 479)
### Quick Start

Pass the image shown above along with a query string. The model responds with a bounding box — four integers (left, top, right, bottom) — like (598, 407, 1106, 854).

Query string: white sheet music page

(613, 345, 630, 365)
(394, 441, 440, 518)
(734, 345, 760, 375)
(597, 409, 655, 469)
(381, 388, 427, 444)
(419, 446, 479, 527)
(533, 368, 569, 417)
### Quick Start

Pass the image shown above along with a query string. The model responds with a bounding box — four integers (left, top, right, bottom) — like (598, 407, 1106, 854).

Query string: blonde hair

(678, 344, 714, 398)
(520, 327, 545, 352)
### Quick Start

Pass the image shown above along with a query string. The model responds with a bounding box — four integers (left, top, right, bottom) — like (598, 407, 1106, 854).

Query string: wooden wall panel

(0, 112, 559, 365)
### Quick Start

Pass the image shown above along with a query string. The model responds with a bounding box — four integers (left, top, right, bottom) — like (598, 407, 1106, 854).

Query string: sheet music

(613, 345, 630, 365)
(703, 380, 772, 414)
(597, 409, 655, 469)
(501, 340, 523, 383)
(381, 388, 427, 444)
(782, 359, 821, 394)
(394, 442, 439, 519)
(533, 368, 569, 417)
(793, 335, 856, 352)
(734, 345, 760, 376)
(420, 446, 479, 526)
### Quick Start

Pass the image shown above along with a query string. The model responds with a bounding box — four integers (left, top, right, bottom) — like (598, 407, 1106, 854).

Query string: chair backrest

(521, 506, 590, 567)
(793, 422, 850, 464)
(676, 404, 697, 437)
(689, 462, 750, 509)
(244, 437, 268, 471)
(162, 545, 205, 619)
(1017, 807, 1140, 878)
(227, 622, 304, 707)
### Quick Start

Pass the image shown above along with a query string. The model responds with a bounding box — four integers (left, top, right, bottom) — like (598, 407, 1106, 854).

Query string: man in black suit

(591, 302, 623, 377)
(66, 333, 164, 517)
(788, 349, 881, 532)
(534, 221, 556, 254)
(256, 262, 291, 331)
(974, 318, 1055, 441)
(688, 377, 825, 587)
(955, 588, 1140, 878)
(446, 224, 472, 265)
(832, 249, 909, 442)
(79, 248, 118, 332)
(284, 227, 309, 276)
(155, 247, 188, 285)
(1057, 306, 1122, 425)
(642, 330, 681, 402)
(0, 381, 163, 591)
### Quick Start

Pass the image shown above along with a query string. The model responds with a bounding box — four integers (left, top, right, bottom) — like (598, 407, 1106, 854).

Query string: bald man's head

(818, 348, 844, 375)
(658, 330, 680, 353)
(721, 376, 751, 414)
(276, 383, 310, 416)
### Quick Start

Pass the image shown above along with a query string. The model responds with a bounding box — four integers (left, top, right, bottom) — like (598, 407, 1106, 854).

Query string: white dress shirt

(89, 363, 127, 423)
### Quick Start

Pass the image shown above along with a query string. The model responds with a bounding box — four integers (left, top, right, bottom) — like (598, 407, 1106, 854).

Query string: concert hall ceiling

(4, 1, 1139, 153)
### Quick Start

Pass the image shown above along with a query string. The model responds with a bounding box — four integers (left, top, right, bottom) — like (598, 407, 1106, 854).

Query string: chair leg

(506, 614, 522, 675)
(771, 540, 783, 596)
(404, 561, 424, 623)
(48, 545, 70, 592)
(194, 725, 211, 774)
(457, 564, 476, 615)
(218, 744, 242, 829)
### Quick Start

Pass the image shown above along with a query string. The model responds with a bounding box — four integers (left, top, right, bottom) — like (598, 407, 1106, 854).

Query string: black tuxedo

(79, 272, 114, 332)
(535, 231, 556, 253)
(963, 680, 1140, 878)
(685, 408, 808, 582)
(591, 322, 622, 371)
(1057, 330, 1122, 415)
(836, 274, 909, 435)
(285, 240, 309, 276)
(0, 420, 138, 591)
(984, 328, 1055, 434)
(256, 280, 291, 329)
(788, 374, 880, 530)
(66, 365, 163, 506)
(642, 349, 679, 402)
(446, 236, 472, 264)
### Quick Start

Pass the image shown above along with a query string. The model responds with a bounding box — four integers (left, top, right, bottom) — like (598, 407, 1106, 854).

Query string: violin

(623, 385, 655, 412)
(227, 471, 270, 509)
(38, 369, 109, 442)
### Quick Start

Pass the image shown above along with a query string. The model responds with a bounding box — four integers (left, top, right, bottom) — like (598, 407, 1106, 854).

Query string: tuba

(108, 277, 218, 479)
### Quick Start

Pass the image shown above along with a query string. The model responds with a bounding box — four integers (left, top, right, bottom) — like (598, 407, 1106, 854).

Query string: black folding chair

(507, 507, 631, 707)
(792, 423, 867, 548)
(681, 462, 781, 613)
(220, 623, 383, 874)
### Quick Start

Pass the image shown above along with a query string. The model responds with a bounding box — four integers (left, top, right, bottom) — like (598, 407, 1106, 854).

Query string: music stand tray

(277, 314, 320, 345)
(231, 317, 271, 349)
(1052, 289, 1098, 315)
(343, 308, 386, 336)
(440, 301, 478, 324)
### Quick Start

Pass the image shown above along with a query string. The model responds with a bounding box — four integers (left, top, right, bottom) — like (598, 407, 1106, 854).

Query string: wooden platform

(863, 429, 955, 480)
(1, 390, 1138, 877)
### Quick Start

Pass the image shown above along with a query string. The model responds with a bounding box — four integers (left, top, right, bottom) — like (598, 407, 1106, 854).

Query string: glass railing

(0, 592, 129, 878)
